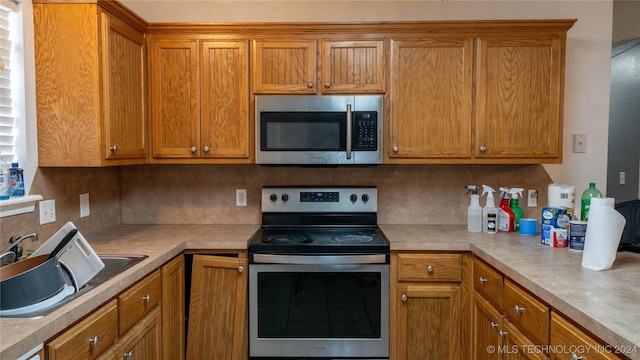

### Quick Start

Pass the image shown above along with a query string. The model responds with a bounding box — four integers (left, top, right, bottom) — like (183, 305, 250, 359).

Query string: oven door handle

(346, 103, 352, 160)
(252, 253, 387, 265)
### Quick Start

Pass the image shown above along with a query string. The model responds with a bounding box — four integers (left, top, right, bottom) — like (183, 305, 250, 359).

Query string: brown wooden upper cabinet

(34, 2, 147, 167)
(252, 38, 386, 94)
(147, 37, 252, 163)
(387, 20, 575, 164)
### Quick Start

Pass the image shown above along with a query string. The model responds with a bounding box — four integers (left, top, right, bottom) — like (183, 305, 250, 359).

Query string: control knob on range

(362, 194, 369, 202)
(281, 194, 289, 202)
(350, 194, 358, 203)
(270, 194, 278, 202)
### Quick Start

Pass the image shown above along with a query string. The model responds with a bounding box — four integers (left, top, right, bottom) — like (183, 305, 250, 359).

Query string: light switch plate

(573, 134, 587, 153)
(236, 189, 247, 207)
(80, 193, 90, 218)
(39, 199, 56, 225)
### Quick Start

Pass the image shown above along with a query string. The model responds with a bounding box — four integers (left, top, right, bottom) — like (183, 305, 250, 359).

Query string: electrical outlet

(620, 172, 626, 185)
(39, 199, 56, 225)
(573, 134, 587, 153)
(527, 189, 538, 207)
(236, 189, 247, 207)
(80, 193, 90, 218)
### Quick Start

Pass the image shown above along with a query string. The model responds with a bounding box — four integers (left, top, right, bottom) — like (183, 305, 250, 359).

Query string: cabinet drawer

(397, 253, 461, 282)
(550, 312, 625, 360)
(473, 257, 503, 309)
(503, 279, 549, 345)
(119, 270, 161, 335)
(47, 299, 118, 360)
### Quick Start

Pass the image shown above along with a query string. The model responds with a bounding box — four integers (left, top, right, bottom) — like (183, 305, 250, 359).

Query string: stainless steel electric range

(248, 186, 390, 360)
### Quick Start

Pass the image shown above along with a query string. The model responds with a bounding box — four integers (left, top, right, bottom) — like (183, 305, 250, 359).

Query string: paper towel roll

(581, 197, 626, 271)
(548, 183, 576, 210)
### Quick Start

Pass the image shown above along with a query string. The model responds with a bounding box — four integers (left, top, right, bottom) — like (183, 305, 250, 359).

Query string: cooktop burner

(263, 234, 309, 244)
(333, 234, 374, 243)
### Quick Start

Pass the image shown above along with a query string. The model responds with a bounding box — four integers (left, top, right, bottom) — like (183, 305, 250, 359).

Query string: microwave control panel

(353, 112, 378, 151)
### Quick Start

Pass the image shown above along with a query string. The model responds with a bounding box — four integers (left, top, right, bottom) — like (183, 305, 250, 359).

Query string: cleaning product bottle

(497, 187, 515, 232)
(481, 185, 498, 234)
(509, 188, 524, 231)
(9, 162, 24, 197)
(580, 182, 602, 221)
(0, 159, 9, 200)
(465, 185, 482, 232)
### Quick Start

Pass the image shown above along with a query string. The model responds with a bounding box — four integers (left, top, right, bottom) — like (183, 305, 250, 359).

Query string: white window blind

(0, 5, 14, 164)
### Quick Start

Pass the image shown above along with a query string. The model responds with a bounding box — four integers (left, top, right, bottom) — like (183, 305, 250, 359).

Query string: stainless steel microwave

(255, 95, 383, 165)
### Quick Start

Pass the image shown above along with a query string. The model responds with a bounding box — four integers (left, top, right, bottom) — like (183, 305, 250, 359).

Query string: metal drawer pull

(191, 146, 197, 153)
(203, 146, 210, 153)
(110, 145, 118, 152)
(142, 294, 151, 302)
(570, 353, 584, 360)
(479, 276, 488, 284)
(238, 266, 244, 273)
(401, 294, 408, 302)
(498, 330, 509, 337)
(124, 350, 134, 359)
(88, 336, 100, 346)
(490, 321, 499, 329)
(427, 265, 434, 273)
(514, 305, 527, 314)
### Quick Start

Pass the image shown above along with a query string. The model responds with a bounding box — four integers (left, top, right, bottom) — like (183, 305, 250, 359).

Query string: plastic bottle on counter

(9, 162, 24, 197)
(465, 185, 482, 233)
(0, 158, 10, 200)
(580, 182, 602, 221)
(481, 185, 498, 234)
(509, 188, 524, 231)
(498, 187, 515, 232)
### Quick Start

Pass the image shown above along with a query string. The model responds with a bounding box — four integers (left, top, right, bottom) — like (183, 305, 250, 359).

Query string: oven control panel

(262, 187, 377, 213)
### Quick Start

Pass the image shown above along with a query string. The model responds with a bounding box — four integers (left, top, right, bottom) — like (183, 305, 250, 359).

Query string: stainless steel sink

(0, 254, 148, 319)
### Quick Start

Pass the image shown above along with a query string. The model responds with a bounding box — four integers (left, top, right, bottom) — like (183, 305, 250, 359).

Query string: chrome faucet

(0, 233, 39, 261)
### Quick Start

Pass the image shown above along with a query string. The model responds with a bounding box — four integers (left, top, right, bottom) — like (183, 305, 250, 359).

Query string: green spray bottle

(509, 188, 524, 231)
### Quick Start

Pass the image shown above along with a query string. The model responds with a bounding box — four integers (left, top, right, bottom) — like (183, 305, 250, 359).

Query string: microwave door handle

(346, 104, 352, 160)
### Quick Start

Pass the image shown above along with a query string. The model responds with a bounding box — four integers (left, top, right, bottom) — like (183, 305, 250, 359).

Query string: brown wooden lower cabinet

(97, 307, 162, 360)
(550, 313, 630, 360)
(391, 252, 472, 360)
(186, 254, 248, 360)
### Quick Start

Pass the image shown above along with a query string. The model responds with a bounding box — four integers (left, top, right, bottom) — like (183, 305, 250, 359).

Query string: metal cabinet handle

(324, 82, 331, 88)
(190, 146, 197, 153)
(498, 330, 509, 337)
(88, 336, 100, 346)
(401, 294, 408, 302)
(392, 146, 399, 153)
(427, 265, 434, 273)
(490, 321, 499, 329)
(307, 81, 314, 88)
(346, 104, 352, 160)
(570, 353, 584, 360)
(479, 145, 487, 152)
(203, 146, 210, 153)
(123, 350, 134, 359)
(142, 294, 151, 302)
(238, 266, 244, 273)
(479, 277, 488, 284)
(514, 305, 527, 314)
(110, 145, 118, 152)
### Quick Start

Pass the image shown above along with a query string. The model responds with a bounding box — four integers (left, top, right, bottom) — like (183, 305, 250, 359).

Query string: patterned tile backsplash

(1, 164, 552, 247)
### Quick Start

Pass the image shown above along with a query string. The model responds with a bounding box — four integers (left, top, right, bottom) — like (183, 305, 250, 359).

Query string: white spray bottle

(465, 185, 482, 233)
(481, 185, 498, 234)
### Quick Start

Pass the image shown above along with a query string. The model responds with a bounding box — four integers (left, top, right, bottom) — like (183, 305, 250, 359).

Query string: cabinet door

(550, 313, 625, 360)
(200, 40, 251, 160)
(321, 39, 386, 93)
(475, 36, 563, 161)
(396, 283, 461, 360)
(252, 40, 317, 93)
(118, 308, 162, 360)
(474, 293, 503, 360)
(149, 39, 201, 158)
(388, 38, 473, 162)
(501, 319, 549, 360)
(162, 255, 185, 360)
(100, 10, 146, 161)
(186, 255, 248, 360)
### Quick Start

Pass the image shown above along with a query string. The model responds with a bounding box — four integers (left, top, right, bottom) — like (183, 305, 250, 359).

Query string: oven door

(249, 255, 389, 358)
(255, 95, 382, 165)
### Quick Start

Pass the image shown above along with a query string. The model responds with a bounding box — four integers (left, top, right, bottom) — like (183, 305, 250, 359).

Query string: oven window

(260, 112, 346, 151)
(257, 272, 381, 338)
